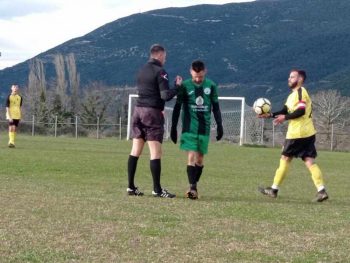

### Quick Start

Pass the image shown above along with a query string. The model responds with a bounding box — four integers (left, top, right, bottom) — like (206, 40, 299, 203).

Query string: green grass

(0, 135, 349, 263)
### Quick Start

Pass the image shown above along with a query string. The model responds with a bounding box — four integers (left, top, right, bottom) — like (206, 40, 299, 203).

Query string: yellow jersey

(285, 87, 316, 139)
(6, 94, 23, 120)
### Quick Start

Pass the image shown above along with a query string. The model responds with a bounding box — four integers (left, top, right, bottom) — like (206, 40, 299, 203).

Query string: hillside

(1, 0, 350, 105)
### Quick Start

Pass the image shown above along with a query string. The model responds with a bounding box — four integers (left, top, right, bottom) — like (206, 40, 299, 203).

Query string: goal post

(218, 96, 245, 146)
(127, 94, 247, 145)
(126, 94, 137, 142)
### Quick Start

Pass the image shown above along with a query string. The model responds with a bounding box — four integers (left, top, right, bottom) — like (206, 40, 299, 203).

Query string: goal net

(127, 94, 261, 145)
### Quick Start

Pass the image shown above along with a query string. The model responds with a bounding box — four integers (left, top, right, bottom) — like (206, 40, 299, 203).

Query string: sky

(0, 0, 255, 70)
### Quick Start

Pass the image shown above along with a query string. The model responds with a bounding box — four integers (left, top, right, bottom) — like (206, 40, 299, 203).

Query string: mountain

(1, 0, 350, 106)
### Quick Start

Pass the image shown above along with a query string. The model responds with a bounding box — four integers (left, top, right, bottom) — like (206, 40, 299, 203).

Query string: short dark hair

(150, 44, 165, 54)
(191, 60, 206, 73)
(298, 70, 306, 82)
(291, 69, 307, 82)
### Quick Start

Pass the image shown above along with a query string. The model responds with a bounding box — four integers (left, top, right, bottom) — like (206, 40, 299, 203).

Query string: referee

(126, 44, 182, 198)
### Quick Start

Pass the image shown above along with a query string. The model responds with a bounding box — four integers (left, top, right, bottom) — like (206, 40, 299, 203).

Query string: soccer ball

(253, 98, 271, 115)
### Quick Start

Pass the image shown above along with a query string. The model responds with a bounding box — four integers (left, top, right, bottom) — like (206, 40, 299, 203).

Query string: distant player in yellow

(258, 69, 329, 202)
(6, 84, 23, 148)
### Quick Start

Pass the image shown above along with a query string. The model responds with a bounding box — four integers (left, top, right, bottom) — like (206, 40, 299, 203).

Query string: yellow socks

(9, 131, 16, 145)
(270, 159, 325, 193)
(272, 159, 290, 189)
(309, 164, 325, 191)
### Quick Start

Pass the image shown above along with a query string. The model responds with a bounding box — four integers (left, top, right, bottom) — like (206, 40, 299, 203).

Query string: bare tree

(312, 90, 350, 131)
(113, 85, 136, 124)
(26, 58, 48, 121)
(80, 82, 113, 128)
(65, 53, 80, 116)
(312, 90, 350, 149)
(53, 54, 68, 110)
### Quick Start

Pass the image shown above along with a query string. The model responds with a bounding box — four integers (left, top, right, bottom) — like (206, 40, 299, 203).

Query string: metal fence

(0, 116, 124, 139)
(244, 117, 350, 152)
(1, 114, 348, 152)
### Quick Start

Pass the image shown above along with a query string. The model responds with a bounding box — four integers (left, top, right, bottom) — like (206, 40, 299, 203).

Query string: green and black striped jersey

(176, 78, 219, 136)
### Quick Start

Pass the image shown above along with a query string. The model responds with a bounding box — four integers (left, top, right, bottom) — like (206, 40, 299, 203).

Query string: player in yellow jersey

(6, 84, 23, 148)
(258, 69, 328, 202)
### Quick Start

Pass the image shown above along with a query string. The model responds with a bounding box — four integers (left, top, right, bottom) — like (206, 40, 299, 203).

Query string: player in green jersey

(171, 60, 223, 199)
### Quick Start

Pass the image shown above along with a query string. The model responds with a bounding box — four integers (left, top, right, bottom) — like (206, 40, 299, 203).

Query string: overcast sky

(0, 0, 255, 70)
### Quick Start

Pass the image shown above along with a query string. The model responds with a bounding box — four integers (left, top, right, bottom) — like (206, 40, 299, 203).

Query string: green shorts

(180, 132, 209, 154)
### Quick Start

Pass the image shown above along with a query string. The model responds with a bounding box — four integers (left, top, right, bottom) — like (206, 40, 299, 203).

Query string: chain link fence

(240, 112, 350, 152)
(163, 104, 350, 152)
(1, 112, 348, 152)
(0, 116, 125, 139)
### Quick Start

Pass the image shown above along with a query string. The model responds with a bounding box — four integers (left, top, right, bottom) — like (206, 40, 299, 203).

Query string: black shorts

(282, 135, 317, 160)
(131, 106, 164, 143)
(9, 119, 20, 127)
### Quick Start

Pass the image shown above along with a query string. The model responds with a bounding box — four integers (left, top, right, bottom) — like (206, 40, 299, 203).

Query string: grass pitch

(0, 135, 349, 262)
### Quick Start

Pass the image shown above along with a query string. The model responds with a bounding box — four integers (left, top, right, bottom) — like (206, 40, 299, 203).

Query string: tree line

(18, 54, 350, 148)
(21, 54, 134, 136)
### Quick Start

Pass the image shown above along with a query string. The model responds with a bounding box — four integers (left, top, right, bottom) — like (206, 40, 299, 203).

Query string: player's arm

(284, 99, 306, 120)
(6, 107, 11, 120)
(211, 84, 223, 141)
(5, 95, 12, 120)
(170, 102, 182, 144)
(259, 105, 287, 119)
(172, 102, 181, 128)
(158, 69, 181, 101)
(270, 105, 288, 118)
(273, 102, 306, 125)
(212, 102, 223, 140)
(284, 108, 305, 120)
(170, 85, 184, 144)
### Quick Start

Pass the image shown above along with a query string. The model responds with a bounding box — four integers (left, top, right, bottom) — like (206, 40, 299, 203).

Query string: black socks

(195, 164, 204, 182)
(127, 155, 139, 189)
(187, 164, 204, 190)
(150, 159, 162, 193)
(187, 165, 197, 190)
(129, 157, 162, 193)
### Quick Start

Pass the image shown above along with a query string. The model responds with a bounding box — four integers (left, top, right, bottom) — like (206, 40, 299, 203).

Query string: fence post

(54, 115, 58, 138)
(331, 123, 334, 151)
(165, 117, 169, 140)
(75, 116, 78, 139)
(32, 115, 35, 136)
(97, 116, 100, 139)
(239, 98, 245, 146)
(261, 119, 264, 144)
(272, 123, 275, 148)
(119, 117, 122, 140)
(127, 95, 133, 140)
(244, 120, 247, 144)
